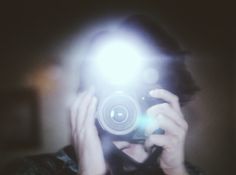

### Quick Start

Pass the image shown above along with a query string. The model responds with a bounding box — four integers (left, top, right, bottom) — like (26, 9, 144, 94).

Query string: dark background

(0, 1, 235, 175)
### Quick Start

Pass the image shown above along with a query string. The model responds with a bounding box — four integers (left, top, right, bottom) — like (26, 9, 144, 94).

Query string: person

(2, 15, 203, 175)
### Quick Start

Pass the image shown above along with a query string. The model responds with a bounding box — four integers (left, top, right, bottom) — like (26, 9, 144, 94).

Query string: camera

(81, 31, 165, 142)
(96, 87, 165, 143)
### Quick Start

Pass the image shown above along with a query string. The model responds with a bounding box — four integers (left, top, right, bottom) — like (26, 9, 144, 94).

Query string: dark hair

(79, 15, 199, 106)
(119, 15, 199, 105)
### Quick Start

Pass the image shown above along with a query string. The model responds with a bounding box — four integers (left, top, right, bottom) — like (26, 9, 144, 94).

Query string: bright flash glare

(138, 115, 161, 136)
(93, 37, 145, 85)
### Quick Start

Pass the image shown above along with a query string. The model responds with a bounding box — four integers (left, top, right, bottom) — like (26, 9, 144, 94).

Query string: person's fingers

(146, 103, 188, 131)
(155, 114, 185, 138)
(84, 96, 98, 128)
(145, 134, 176, 150)
(76, 87, 95, 130)
(70, 91, 87, 131)
(145, 114, 185, 139)
(71, 92, 86, 114)
(149, 89, 182, 115)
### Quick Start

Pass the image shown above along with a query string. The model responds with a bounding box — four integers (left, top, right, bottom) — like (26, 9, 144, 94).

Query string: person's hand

(145, 89, 189, 175)
(70, 87, 107, 175)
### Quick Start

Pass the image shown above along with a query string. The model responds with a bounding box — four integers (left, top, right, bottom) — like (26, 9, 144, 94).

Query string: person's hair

(79, 14, 199, 106)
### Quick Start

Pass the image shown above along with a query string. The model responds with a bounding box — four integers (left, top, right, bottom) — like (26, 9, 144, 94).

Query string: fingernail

(149, 89, 156, 96)
(149, 88, 163, 96)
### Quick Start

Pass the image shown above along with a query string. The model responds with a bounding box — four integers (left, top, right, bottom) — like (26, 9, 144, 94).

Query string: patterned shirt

(2, 145, 204, 175)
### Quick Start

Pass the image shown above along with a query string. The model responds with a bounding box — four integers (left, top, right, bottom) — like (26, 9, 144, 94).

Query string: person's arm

(70, 87, 107, 175)
(144, 89, 190, 175)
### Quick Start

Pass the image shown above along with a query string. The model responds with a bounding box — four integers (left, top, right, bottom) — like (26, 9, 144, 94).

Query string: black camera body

(96, 87, 165, 143)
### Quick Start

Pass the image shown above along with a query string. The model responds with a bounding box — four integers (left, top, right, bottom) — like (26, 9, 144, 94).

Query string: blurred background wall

(0, 1, 234, 175)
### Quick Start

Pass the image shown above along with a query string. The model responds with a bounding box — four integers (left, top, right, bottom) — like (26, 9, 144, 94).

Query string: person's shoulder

(1, 145, 77, 175)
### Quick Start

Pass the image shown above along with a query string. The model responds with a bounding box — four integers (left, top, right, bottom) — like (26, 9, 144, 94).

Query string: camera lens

(97, 91, 141, 135)
(110, 105, 128, 123)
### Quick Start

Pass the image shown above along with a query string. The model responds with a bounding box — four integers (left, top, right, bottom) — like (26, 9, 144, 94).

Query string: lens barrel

(97, 91, 141, 136)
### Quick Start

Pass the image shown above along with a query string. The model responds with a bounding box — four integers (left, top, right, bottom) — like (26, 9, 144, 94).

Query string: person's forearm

(77, 131, 107, 175)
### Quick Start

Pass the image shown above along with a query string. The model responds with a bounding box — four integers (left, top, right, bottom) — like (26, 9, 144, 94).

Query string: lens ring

(103, 99, 135, 130)
(97, 92, 141, 135)
(109, 105, 129, 123)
